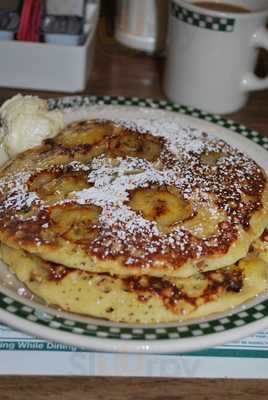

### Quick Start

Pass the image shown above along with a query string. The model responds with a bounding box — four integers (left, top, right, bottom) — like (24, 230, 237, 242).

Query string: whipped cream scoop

(0, 94, 64, 158)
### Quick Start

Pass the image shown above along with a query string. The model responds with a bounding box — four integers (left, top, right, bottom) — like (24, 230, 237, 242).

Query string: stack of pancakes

(0, 118, 268, 323)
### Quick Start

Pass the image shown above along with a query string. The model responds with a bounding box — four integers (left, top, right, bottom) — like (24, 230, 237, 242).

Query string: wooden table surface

(1, 26, 268, 399)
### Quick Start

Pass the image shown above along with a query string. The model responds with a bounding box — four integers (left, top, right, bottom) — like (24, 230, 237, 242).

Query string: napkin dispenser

(0, 0, 99, 92)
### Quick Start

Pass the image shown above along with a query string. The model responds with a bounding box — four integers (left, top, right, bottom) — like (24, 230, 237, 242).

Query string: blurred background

(0, 0, 267, 125)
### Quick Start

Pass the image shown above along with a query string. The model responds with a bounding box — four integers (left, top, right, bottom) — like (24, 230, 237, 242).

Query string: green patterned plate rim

(1, 95, 268, 345)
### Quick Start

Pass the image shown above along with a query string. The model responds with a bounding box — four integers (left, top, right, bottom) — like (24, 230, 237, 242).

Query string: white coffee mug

(164, 0, 268, 114)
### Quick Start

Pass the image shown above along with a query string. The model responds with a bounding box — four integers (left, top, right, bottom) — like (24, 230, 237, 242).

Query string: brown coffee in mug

(192, 2, 251, 13)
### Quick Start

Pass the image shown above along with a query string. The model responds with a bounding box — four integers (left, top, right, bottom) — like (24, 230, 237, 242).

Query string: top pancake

(0, 118, 267, 278)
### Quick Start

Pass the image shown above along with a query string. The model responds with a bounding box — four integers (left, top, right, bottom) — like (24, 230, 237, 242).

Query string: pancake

(253, 229, 268, 263)
(0, 119, 268, 278)
(1, 243, 267, 323)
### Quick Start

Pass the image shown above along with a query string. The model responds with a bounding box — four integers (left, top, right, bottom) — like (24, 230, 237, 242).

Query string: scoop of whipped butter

(0, 94, 64, 159)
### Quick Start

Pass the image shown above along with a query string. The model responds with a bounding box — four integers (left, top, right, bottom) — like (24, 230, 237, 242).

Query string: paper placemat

(1, 323, 268, 378)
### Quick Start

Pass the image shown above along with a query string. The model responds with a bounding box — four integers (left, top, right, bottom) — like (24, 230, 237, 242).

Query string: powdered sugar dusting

(73, 155, 178, 207)
(113, 118, 214, 157)
(0, 170, 40, 212)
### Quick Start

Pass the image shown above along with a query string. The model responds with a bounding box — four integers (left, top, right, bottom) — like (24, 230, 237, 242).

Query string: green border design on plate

(1, 95, 268, 342)
(170, 1, 235, 33)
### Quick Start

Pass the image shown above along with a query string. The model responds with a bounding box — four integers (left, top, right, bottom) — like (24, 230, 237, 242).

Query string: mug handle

(242, 27, 268, 91)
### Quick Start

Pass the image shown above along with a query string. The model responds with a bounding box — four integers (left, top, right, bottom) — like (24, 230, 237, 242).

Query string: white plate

(0, 95, 268, 354)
